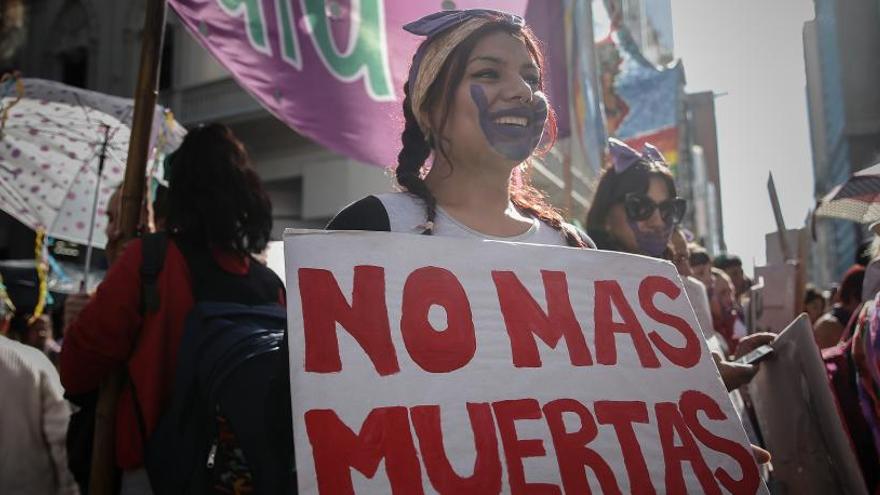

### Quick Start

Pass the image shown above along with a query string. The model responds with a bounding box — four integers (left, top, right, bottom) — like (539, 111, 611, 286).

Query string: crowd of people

(2, 7, 879, 495)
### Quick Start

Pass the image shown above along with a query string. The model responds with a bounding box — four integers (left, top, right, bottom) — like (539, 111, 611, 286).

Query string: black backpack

(136, 233, 296, 494)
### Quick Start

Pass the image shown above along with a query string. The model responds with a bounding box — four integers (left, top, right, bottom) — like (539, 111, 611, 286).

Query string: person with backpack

(59, 123, 290, 494)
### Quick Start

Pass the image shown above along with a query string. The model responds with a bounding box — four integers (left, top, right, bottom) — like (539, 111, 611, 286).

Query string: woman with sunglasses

(586, 140, 776, 416)
(585, 138, 686, 256)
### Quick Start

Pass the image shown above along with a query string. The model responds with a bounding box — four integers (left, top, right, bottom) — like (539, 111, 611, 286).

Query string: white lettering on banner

(300, 0, 397, 101)
(284, 230, 769, 494)
(217, 0, 273, 55)
(215, 0, 395, 101)
(276, 0, 302, 69)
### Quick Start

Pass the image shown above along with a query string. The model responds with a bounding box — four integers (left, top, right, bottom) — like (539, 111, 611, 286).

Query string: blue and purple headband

(403, 9, 524, 38)
(404, 9, 525, 133)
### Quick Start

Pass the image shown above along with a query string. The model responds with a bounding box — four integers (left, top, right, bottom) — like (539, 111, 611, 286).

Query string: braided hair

(510, 179, 587, 247)
(396, 83, 437, 235)
(396, 20, 586, 247)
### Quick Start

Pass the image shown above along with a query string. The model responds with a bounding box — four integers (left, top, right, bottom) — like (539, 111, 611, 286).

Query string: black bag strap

(140, 232, 169, 314)
(175, 240, 282, 305)
(130, 232, 170, 447)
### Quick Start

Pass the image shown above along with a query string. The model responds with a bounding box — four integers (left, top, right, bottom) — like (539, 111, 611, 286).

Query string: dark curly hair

(397, 16, 585, 247)
(166, 123, 272, 254)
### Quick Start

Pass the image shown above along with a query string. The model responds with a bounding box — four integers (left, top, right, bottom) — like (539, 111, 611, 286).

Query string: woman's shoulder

(327, 192, 429, 233)
(553, 222, 595, 249)
(326, 195, 391, 231)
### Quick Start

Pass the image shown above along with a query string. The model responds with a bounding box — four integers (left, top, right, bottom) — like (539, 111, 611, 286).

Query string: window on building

(59, 47, 89, 88)
(159, 28, 174, 91)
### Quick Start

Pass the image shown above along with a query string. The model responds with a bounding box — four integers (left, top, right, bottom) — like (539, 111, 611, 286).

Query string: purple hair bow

(608, 137, 668, 173)
(403, 9, 524, 39)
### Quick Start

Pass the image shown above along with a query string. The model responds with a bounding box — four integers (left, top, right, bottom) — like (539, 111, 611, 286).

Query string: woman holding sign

(328, 10, 591, 248)
(323, 8, 772, 476)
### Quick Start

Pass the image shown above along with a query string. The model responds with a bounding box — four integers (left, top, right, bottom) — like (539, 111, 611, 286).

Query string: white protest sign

(748, 314, 867, 495)
(284, 230, 767, 494)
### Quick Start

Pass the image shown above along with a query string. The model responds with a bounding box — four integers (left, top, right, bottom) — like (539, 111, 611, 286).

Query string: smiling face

(606, 176, 674, 256)
(434, 30, 548, 167)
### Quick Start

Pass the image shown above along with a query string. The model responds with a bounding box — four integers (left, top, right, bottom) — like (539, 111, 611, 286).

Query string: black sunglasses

(623, 193, 687, 225)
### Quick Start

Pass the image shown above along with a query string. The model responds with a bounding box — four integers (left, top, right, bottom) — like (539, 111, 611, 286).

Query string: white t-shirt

(375, 192, 572, 247)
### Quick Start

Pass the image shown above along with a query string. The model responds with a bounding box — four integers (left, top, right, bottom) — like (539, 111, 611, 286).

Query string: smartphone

(735, 344, 774, 365)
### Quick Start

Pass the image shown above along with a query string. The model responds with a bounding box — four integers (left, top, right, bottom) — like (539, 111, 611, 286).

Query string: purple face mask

(470, 84, 548, 161)
(628, 219, 673, 257)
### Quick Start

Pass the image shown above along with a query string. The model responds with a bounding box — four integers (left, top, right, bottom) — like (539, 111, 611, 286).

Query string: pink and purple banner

(168, 0, 573, 168)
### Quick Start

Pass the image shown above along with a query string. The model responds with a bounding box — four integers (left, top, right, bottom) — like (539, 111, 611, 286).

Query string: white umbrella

(815, 162, 880, 224)
(0, 76, 185, 248)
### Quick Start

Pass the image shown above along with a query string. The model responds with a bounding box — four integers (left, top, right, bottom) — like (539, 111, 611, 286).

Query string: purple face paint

(470, 84, 548, 161)
(628, 219, 673, 257)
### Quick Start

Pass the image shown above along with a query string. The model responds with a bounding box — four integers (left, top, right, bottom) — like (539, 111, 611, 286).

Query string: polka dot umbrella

(0, 76, 185, 249)
(815, 162, 880, 224)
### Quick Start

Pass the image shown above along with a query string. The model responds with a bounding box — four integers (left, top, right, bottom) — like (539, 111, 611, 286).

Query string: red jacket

(59, 238, 282, 469)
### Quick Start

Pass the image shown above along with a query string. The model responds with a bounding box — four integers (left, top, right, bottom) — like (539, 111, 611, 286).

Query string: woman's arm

(59, 241, 145, 394)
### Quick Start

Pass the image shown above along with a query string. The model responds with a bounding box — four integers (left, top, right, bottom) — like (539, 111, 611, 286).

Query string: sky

(670, 0, 816, 274)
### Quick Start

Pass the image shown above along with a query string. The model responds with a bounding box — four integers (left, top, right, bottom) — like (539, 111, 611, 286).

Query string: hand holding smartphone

(735, 344, 774, 365)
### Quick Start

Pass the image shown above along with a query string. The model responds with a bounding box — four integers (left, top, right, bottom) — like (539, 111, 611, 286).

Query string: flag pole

(118, 0, 167, 242)
(90, 0, 167, 493)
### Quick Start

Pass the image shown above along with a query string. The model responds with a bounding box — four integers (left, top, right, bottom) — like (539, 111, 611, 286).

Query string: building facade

(600, 0, 726, 252)
(683, 91, 725, 255)
(804, 0, 880, 285)
(618, 0, 674, 67)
